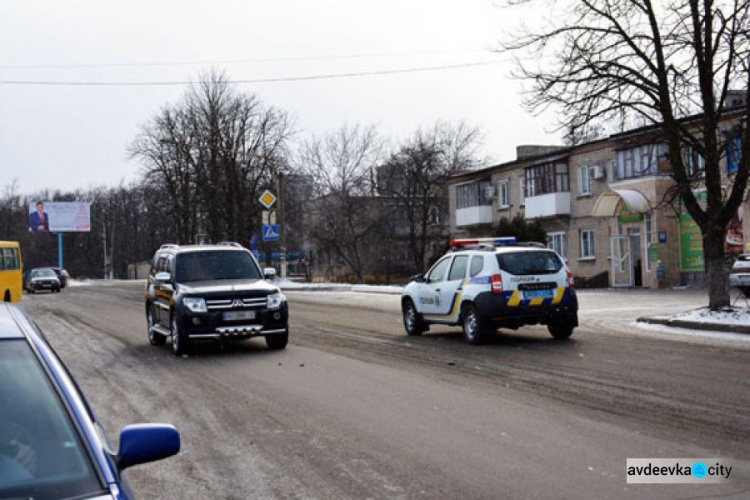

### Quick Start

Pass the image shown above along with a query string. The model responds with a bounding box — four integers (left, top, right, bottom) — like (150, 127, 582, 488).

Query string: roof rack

(159, 244, 180, 250)
(216, 241, 244, 248)
(518, 241, 547, 249)
(448, 237, 548, 251)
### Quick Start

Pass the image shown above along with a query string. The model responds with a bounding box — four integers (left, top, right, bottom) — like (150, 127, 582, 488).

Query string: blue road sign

(263, 224, 279, 241)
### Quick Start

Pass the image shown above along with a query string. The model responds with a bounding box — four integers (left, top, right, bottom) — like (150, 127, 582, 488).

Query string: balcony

(456, 205, 493, 226)
(524, 192, 571, 219)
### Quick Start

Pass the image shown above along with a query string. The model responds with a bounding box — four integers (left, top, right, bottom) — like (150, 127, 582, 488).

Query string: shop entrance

(628, 228, 643, 287)
(610, 235, 633, 287)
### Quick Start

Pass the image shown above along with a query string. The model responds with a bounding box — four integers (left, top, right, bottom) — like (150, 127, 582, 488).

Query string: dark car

(23, 268, 61, 294)
(43, 267, 70, 288)
(0, 303, 180, 499)
(145, 242, 289, 356)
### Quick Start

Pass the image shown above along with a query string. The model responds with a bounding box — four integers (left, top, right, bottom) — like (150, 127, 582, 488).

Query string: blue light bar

(493, 237, 517, 246)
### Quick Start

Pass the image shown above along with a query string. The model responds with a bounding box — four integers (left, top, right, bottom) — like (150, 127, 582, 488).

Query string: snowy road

(19, 284, 750, 499)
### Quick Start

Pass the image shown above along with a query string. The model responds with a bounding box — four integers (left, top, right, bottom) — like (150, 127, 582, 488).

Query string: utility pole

(278, 172, 287, 279)
(103, 225, 108, 279)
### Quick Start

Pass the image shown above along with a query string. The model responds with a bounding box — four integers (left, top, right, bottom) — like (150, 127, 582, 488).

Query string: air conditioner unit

(591, 165, 605, 180)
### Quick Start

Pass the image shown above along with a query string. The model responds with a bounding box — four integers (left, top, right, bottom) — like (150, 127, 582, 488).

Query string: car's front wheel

(171, 315, 191, 356)
(147, 307, 166, 346)
(462, 305, 488, 345)
(266, 330, 289, 350)
(403, 299, 427, 336)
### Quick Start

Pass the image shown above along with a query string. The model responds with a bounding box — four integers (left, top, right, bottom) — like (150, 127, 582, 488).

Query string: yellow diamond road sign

(259, 190, 277, 209)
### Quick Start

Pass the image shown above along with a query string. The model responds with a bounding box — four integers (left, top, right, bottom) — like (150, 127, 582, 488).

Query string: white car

(401, 237, 578, 344)
(729, 254, 750, 296)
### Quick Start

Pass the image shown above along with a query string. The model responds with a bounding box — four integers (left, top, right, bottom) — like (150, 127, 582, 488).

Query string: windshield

(175, 250, 262, 283)
(0, 341, 104, 499)
(31, 270, 56, 278)
(496, 251, 564, 276)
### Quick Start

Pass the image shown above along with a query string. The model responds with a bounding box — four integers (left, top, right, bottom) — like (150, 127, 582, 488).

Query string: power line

(0, 48, 488, 70)
(0, 60, 506, 86)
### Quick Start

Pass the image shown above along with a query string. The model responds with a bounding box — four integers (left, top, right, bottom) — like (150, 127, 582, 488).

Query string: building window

(547, 232, 567, 260)
(524, 162, 569, 197)
(580, 166, 591, 195)
(519, 177, 525, 205)
(456, 180, 493, 209)
(726, 137, 742, 173)
(684, 145, 705, 176)
(616, 144, 666, 180)
(497, 180, 510, 209)
(579, 229, 595, 259)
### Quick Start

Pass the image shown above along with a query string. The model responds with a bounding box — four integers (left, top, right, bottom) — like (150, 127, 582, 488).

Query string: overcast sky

(0, 0, 560, 193)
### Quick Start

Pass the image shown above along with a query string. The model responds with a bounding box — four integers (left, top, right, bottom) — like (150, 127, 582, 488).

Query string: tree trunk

(704, 225, 729, 310)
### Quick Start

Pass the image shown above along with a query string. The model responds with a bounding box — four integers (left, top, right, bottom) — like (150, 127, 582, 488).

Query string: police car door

(438, 254, 469, 323)
(419, 256, 452, 315)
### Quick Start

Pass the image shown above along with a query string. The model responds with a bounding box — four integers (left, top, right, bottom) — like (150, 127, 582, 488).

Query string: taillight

(566, 269, 575, 288)
(491, 274, 503, 294)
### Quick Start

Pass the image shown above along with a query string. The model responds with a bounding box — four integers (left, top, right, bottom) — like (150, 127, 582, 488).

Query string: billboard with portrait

(28, 201, 91, 232)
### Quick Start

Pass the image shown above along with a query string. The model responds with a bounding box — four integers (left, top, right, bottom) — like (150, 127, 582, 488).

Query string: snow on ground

(651, 306, 750, 326)
(634, 320, 750, 346)
(69, 279, 146, 287)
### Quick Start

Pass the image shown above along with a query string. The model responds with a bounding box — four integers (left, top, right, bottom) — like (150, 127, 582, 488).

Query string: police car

(401, 237, 578, 344)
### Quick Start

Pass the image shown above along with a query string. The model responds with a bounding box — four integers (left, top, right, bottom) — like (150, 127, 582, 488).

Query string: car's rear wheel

(548, 322, 574, 340)
(403, 299, 427, 336)
(462, 305, 488, 345)
(266, 330, 289, 350)
(171, 315, 190, 356)
(147, 307, 166, 346)
(741, 287, 750, 298)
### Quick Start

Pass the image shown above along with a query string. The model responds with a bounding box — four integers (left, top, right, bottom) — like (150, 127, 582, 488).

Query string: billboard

(28, 201, 91, 233)
(679, 191, 743, 272)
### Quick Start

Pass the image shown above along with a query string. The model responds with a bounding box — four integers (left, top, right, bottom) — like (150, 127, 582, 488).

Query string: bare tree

(130, 71, 292, 245)
(381, 121, 483, 272)
(299, 124, 384, 281)
(503, 0, 750, 309)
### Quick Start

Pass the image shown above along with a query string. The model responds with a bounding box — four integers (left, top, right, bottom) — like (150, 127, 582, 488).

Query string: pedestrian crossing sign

(263, 224, 279, 241)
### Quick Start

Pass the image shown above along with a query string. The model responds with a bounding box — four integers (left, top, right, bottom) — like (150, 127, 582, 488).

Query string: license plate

(223, 310, 256, 321)
(524, 289, 554, 299)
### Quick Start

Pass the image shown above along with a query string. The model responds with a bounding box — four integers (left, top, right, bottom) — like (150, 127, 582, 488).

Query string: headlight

(183, 297, 207, 313)
(266, 292, 285, 310)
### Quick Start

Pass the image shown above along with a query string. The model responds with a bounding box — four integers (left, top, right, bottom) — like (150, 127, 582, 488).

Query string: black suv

(145, 243, 288, 355)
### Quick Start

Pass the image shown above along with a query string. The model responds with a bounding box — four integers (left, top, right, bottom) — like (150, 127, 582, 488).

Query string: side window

(1, 248, 17, 271)
(157, 256, 167, 273)
(426, 257, 451, 283)
(469, 255, 484, 277)
(150, 253, 161, 275)
(12, 248, 20, 270)
(448, 255, 469, 281)
(165, 255, 174, 274)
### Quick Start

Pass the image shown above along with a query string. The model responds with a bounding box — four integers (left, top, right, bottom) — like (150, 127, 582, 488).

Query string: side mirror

(154, 272, 171, 283)
(116, 424, 180, 471)
(412, 274, 426, 283)
(264, 267, 277, 280)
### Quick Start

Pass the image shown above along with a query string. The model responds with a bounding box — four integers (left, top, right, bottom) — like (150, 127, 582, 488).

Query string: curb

(278, 284, 404, 295)
(636, 316, 750, 334)
(279, 285, 352, 292)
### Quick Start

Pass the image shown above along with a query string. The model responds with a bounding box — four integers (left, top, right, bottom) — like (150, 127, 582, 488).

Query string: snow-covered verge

(638, 306, 750, 334)
(68, 279, 146, 288)
(275, 279, 403, 295)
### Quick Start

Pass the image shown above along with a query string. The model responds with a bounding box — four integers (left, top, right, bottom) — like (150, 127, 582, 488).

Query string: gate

(610, 235, 633, 287)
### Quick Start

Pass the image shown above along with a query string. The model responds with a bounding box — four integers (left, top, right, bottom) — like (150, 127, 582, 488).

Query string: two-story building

(449, 114, 748, 288)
